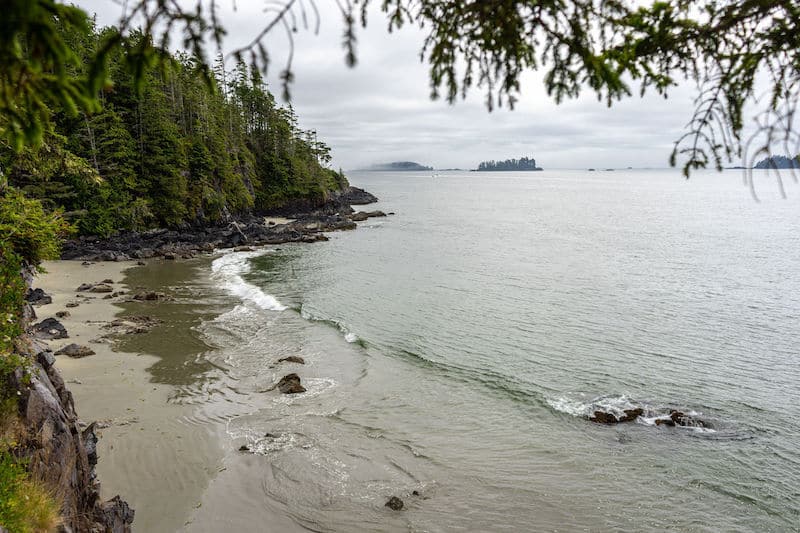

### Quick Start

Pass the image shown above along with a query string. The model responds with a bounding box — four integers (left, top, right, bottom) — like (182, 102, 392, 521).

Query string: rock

(37, 350, 56, 369)
(664, 410, 712, 429)
(351, 210, 387, 221)
(276, 373, 306, 394)
(136, 261, 146, 266)
(234, 246, 255, 252)
(278, 356, 305, 365)
(65, 302, 80, 308)
(591, 408, 643, 424)
(76, 283, 94, 291)
(239, 445, 250, 452)
(412, 490, 420, 496)
(339, 186, 378, 205)
(31, 317, 68, 339)
(591, 411, 619, 424)
(90, 283, 114, 293)
(56, 310, 71, 318)
(102, 278, 114, 284)
(55, 343, 95, 358)
(95, 496, 135, 532)
(163, 253, 176, 260)
(385, 496, 404, 511)
(25, 288, 52, 306)
(132, 291, 167, 301)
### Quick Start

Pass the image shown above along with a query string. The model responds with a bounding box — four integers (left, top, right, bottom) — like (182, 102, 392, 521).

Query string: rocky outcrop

(11, 290, 133, 531)
(590, 408, 643, 424)
(351, 210, 386, 222)
(59, 187, 378, 261)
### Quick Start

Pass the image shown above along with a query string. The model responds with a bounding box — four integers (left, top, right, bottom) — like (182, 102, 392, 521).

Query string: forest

(476, 157, 542, 171)
(0, 23, 347, 238)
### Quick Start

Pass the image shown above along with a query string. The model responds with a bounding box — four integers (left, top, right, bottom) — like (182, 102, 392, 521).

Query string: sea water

(171, 169, 799, 531)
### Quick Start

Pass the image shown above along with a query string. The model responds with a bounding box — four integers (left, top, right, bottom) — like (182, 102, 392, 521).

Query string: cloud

(78, 0, 703, 170)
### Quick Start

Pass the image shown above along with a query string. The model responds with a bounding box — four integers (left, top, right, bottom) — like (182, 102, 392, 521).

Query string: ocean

(131, 169, 800, 531)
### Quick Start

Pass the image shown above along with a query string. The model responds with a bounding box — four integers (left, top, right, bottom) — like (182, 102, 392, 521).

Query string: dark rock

(55, 344, 95, 358)
(264, 432, 277, 438)
(102, 278, 114, 284)
(276, 373, 306, 394)
(76, 283, 94, 291)
(56, 310, 70, 318)
(136, 261, 146, 266)
(65, 302, 80, 308)
(31, 317, 68, 340)
(666, 410, 712, 429)
(340, 186, 379, 205)
(655, 418, 676, 427)
(25, 288, 52, 306)
(94, 495, 135, 533)
(591, 408, 643, 424)
(591, 411, 619, 424)
(239, 445, 250, 452)
(385, 496, 404, 511)
(412, 490, 420, 496)
(278, 356, 305, 365)
(90, 283, 114, 293)
(163, 253, 176, 260)
(132, 291, 167, 301)
(37, 350, 56, 369)
(351, 210, 387, 222)
(234, 246, 255, 252)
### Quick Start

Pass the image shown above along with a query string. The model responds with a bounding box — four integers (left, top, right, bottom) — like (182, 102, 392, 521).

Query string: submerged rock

(591, 408, 643, 424)
(31, 317, 68, 340)
(278, 356, 305, 365)
(656, 410, 712, 429)
(55, 343, 95, 358)
(55, 310, 70, 318)
(132, 291, 168, 301)
(351, 210, 387, 222)
(276, 373, 306, 394)
(385, 496, 404, 511)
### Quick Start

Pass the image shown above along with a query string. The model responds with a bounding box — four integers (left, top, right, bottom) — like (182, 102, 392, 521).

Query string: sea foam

(211, 250, 287, 311)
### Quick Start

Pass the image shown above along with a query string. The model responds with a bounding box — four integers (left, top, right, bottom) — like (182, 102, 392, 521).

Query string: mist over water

(185, 169, 799, 531)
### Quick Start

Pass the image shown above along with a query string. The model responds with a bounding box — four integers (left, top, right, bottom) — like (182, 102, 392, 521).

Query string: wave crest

(211, 250, 287, 311)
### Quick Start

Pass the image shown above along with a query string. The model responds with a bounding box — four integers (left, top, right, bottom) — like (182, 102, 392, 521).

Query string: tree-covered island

(476, 157, 542, 171)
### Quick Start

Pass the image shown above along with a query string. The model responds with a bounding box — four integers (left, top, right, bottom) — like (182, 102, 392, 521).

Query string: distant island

(366, 161, 433, 171)
(475, 157, 542, 171)
(753, 155, 800, 169)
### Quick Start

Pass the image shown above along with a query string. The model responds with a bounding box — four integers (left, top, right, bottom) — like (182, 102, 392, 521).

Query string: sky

(77, 0, 707, 171)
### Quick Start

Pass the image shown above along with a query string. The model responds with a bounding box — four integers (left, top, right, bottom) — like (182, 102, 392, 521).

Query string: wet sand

(37, 260, 224, 532)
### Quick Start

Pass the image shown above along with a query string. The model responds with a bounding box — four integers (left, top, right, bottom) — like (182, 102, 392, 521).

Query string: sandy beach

(36, 260, 224, 532)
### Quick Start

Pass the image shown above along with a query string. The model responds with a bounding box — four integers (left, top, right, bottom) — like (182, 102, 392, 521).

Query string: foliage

(11, 0, 787, 179)
(0, 188, 71, 265)
(0, 243, 25, 356)
(0, 450, 61, 533)
(1, 19, 346, 233)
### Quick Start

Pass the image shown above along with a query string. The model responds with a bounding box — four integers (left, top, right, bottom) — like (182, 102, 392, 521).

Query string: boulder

(591, 408, 643, 424)
(65, 302, 80, 308)
(55, 310, 71, 318)
(25, 288, 52, 306)
(31, 317, 68, 340)
(385, 496, 404, 511)
(278, 356, 305, 365)
(656, 410, 712, 429)
(76, 283, 94, 292)
(90, 284, 114, 293)
(102, 278, 114, 284)
(351, 210, 387, 222)
(276, 373, 306, 394)
(55, 343, 95, 358)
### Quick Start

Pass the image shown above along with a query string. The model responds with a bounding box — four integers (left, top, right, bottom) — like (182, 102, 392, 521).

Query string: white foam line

(211, 250, 287, 311)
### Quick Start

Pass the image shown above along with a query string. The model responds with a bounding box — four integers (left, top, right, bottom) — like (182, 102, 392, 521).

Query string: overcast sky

(78, 0, 708, 171)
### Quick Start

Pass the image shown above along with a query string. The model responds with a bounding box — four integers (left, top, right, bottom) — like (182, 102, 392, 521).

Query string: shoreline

(36, 259, 226, 532)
